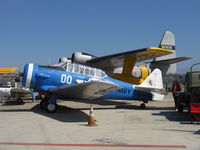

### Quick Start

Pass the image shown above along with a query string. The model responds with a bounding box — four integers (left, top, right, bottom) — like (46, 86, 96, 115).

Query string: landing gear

(46, 103, 57, 113)
(39, 94, 57, 113)
(140, 103, 146, 109)
(40, 100, 47, 110)
(16, 98, 23, 104)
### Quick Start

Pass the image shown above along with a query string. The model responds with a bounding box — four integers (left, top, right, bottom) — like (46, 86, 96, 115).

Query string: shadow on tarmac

(66, 98, 129, 106)
(0, 103, 89, 123)
(115, 105, 175, 110)
(152, 111, 190, 122)
(154, 128, 200, 135)
(64, 99, 176, 111)
(0, 100, 25, 106)
(29, 102, 176, 123)
(31, 104, 89, 123)
(152, 111, 200, 135)
(194, 129, 200, 134)
(30, 99, 135, 123)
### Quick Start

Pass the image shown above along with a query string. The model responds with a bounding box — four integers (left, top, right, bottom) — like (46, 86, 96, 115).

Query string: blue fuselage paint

(22, 64, 153, 101)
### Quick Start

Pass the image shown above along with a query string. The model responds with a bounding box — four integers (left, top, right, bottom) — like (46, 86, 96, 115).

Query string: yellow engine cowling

(136, 65, 151, 84)
(108, 66, 151, 85)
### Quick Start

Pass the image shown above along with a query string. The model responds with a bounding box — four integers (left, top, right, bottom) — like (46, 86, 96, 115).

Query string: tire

(45, 103, 57, 113)
(16, 98, 23, 104)
(178, 105, 183, 113)
(140, 103, 146, 109)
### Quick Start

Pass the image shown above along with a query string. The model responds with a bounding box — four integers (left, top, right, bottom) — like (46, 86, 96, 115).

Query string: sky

(0, 0, 200, 73)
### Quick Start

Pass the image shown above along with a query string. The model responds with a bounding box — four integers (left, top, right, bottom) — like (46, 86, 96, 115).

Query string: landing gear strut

(40, 100, 47, 110)
(39, 94, 57, 113)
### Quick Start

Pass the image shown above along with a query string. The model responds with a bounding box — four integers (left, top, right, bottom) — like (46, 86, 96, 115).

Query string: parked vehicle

(177, 63, 200, 115)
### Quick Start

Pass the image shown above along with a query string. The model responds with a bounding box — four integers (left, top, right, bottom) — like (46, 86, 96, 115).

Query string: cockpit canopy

(62, 63, 106, 78)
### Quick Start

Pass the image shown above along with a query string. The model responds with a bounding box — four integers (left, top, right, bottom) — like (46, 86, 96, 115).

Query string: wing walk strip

(0, 142, 187, 148)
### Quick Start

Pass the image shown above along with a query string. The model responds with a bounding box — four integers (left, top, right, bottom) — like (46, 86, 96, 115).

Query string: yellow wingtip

(0, 67, 18, 73)
(147, 47, 174, 54)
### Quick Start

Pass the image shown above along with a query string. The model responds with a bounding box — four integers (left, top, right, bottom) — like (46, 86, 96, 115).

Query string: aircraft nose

(22, 63, 38, 89)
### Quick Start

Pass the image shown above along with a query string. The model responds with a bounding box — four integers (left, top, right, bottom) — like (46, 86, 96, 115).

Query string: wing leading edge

(87, 47, 173, 73)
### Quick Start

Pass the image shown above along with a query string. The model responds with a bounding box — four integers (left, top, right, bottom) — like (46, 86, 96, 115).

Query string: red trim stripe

(0, 142, 187, 148)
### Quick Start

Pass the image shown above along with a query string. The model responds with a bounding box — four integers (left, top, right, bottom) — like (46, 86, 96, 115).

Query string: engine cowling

(58, 57, 71, 63)
(132, 66, 151, 79)
(71, 52, 96, 64)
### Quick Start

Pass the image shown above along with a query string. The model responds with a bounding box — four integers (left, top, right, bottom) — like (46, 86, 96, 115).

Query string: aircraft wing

(0, 67, 18, 74)
(49, 80, 121, 100)
(150, 57, 192, 64)
(11, 88, 31, 94)
(87, 47, 173, 73)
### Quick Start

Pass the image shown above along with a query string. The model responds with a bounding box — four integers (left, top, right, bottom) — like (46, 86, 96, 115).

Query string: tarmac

(0, 93, 199, 150)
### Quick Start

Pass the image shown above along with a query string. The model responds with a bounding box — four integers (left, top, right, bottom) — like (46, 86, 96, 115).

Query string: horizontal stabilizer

(151, 57, 191, 65)
(135, 86, 166, 95)
(49, 80, 121, 100)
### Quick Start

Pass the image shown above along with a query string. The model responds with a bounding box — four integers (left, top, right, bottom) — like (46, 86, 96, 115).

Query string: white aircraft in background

(0, 67, 31, 103)
(0, 86, 30, 103)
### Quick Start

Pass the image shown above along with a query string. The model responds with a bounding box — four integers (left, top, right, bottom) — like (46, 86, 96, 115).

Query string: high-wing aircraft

(147, 31, 191, 75)
(55, 31, 191, 85)
(22, 57, 167, 113)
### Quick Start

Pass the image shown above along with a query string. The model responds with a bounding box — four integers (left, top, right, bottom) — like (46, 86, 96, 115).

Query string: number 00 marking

(61, 74, 72, 84)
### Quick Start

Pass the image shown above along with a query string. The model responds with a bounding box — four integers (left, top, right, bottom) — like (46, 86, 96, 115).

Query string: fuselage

(22, 63, 152, 101)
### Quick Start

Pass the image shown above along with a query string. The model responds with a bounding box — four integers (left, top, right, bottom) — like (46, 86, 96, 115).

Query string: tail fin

(139, 68, 163, 89)
(154, 31, 176, 62)
(150, 31, 177, 74)
(135, 69, 165, 101)
(159, 31, 176, 50)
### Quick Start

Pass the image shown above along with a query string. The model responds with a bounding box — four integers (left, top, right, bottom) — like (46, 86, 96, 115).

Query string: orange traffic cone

(88, 104, 96, 127)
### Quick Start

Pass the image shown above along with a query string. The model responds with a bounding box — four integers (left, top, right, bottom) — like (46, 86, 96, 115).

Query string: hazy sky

(0, 0, 200, 73)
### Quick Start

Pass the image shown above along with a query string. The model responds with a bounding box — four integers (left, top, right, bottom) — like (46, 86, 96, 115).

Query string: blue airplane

(22, 60, 165, 113)
(22, 44, 175, 112)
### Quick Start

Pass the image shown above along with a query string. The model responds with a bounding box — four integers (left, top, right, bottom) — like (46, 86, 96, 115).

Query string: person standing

(172, 80, 181, 108)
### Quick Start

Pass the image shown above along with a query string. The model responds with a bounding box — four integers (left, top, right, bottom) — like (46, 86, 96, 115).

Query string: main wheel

(16, 98, 23, 104)
(45, 103, 57, 113)
(140, 103, 146, 109)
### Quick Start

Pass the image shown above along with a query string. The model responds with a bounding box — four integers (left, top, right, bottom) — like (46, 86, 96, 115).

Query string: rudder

(139, 68, 163, 89)
(159, 31, 176, 50)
